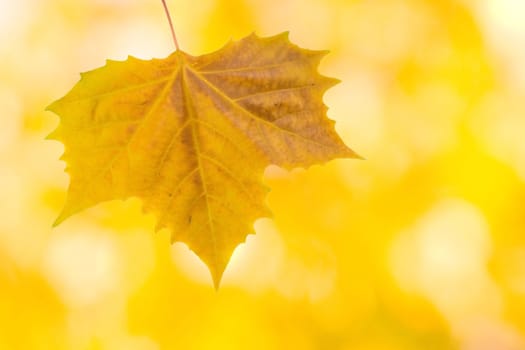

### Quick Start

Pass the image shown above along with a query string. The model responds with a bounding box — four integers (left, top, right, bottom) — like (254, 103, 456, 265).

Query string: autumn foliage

(47, 32, 357, 286)
(3, 0, 525, 349)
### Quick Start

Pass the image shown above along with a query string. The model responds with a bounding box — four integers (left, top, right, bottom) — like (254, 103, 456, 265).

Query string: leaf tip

(105, 58, 119, 67)
(325, 77, 342, 88)
(212, 276, 222, 291)
(127, 55, 139, 63)
(344, 147, 365, 160)
(45, 100, 58, 113)
(52, 199, 81, 227)
(279, 31, 290, 39)
(354, 152, 366, 160)
(211, 267, 225, 291)
(266, 31, 289, 43)
(45, 128, 61, 141)
(52, 212, 67, 227)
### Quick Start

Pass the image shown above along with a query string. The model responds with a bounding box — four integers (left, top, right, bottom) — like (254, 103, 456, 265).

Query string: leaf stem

(161, 0, 180, 51)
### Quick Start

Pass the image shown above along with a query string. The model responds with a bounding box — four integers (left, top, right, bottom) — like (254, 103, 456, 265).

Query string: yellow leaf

(47, 32, 358, 287)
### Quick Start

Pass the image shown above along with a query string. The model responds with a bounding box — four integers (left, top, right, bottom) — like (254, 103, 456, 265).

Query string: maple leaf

(47, 32, 358, 287)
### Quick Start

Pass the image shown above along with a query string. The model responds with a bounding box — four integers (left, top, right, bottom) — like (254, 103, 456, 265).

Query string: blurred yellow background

(1, 0, 525, 349)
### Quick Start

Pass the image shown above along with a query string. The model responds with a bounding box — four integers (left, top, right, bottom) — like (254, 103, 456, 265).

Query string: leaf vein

(188, 68, 339, 152)
(200, 153, 258, 205)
